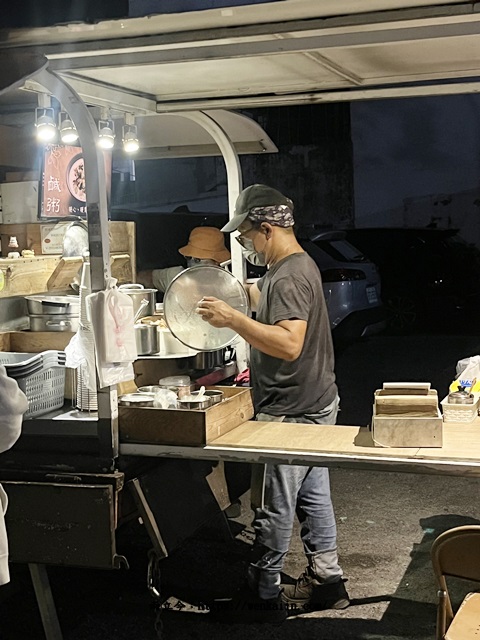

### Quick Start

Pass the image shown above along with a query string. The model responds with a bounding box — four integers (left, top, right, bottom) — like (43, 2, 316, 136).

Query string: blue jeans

(248, 395, 343, 599)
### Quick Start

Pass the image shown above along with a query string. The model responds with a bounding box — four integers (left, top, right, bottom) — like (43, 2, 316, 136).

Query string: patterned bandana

(247, 204, 295, 228)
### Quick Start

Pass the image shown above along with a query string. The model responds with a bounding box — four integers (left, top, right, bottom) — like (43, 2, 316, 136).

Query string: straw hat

(178, 227, 230, 263)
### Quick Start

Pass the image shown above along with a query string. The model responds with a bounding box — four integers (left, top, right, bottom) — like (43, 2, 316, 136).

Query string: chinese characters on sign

(41, 144, 112, 218)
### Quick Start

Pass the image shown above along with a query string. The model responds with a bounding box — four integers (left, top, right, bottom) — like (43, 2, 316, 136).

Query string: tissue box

(372, 387, 443, 447)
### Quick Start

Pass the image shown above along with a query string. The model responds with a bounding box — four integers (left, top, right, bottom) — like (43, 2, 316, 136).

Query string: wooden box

(119, 386, 254, 446)
(372, 389, 443, 448)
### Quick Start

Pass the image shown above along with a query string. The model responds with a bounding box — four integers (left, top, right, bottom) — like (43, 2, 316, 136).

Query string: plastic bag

(87, 278, 137, 364)
(86, 278, 137, 389)
(450, 355, 480, 392)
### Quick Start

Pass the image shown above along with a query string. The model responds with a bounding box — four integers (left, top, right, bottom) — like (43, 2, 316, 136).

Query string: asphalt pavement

(3, 332, 480, 639)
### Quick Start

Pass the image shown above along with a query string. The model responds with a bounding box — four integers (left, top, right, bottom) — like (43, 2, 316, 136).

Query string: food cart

(2, 2, 480, 638)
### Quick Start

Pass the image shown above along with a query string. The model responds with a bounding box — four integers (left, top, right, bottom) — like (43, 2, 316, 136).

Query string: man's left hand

(196, 296, 234, 328)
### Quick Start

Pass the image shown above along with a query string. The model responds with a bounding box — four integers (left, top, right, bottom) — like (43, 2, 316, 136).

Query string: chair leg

(436, 589, 447, 640)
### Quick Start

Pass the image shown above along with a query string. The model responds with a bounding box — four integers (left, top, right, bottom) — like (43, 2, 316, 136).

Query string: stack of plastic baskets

(0, 350, 66, 419)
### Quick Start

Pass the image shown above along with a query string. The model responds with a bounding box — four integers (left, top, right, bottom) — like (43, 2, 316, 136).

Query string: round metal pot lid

(163, 265, 249, 351)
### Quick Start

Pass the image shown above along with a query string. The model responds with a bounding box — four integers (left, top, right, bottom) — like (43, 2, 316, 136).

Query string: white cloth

(0, 366, 28, 585)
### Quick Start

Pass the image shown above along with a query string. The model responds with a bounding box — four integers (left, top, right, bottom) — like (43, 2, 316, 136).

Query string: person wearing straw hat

(137, 226, 231, 293)
(197, 184, 349, 623)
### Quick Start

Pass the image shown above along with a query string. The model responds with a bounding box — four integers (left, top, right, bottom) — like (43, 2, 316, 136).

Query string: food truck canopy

(0, 0, 479, 116)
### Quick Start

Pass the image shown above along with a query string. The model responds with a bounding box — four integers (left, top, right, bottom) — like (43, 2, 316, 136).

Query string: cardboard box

(119, 386, 254, 446)
(372, 389, 442, 447)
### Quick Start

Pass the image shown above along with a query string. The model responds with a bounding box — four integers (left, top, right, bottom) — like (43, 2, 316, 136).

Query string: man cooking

(136, 226, 231, 294)
(197, 184, 349, 623)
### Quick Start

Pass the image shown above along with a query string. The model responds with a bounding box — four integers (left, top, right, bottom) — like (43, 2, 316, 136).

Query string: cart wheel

(147, 549, 164, 639)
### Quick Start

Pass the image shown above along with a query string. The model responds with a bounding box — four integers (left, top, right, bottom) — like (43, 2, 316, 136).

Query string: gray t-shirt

(251, 252, 337, 416)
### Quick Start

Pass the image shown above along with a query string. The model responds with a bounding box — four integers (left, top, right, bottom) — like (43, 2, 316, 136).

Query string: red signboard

(41, 144, 112, 218)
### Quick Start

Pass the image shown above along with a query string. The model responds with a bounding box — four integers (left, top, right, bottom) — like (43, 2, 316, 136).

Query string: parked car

(300, 229, 386, 344)
(343, 228, 480, 332)
(249, 228, 386, 344)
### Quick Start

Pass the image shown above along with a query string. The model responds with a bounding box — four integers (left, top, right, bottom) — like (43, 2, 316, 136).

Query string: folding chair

(431, 525, 480, 639)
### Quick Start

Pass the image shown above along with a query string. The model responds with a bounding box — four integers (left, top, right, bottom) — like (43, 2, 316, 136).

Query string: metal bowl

(203, 389, 224, 405)
(138, 385, 162, 394)
(177, 391, 212, 410)
(118, 393, 154, 407)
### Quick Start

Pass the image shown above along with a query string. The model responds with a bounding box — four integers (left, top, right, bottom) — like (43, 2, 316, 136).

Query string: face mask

(236, 235, 267, 267)
(244, 249, 267, 267)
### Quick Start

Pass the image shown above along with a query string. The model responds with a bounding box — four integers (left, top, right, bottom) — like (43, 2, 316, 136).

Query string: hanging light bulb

(98, 119, 115, 149)
(122, 116, 139, 153)
(59, 112, 79, 144)
(35, 107, 57, 142)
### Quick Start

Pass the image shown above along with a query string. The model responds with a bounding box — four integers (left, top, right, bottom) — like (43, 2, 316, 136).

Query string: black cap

(221, 184, 293, 232)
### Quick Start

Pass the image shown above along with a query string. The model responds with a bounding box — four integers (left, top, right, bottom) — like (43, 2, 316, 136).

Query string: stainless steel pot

(119, 284, 157, 320)
(192, 349, 226, 370)
(135, 324, 159, 355)
(29, 314, 79, 332)
(25, 295, 80, 315)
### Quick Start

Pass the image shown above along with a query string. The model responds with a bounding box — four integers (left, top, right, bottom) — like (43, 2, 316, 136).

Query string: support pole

(29, 564, 63, 640)
(33, 67, 118, 460)
(176, 111, 249, 373)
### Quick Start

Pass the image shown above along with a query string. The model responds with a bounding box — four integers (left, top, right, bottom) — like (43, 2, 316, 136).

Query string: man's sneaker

(208, 586, 288, 624)
(282, 570, 350, 611)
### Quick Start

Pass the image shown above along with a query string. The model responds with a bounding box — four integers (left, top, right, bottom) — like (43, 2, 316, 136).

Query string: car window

(313, 239, 367, 262)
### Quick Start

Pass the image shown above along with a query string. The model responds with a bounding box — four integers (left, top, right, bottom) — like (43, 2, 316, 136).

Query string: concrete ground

(2, 332, 480, 639)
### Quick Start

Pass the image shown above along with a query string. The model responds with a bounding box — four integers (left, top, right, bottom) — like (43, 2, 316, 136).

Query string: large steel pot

(29, 314, 79, 332)
(192, 349, 225, 370)
(25, 295, 80, 315)
(119, 284, 157, 320)
(135, 324, 159, 355)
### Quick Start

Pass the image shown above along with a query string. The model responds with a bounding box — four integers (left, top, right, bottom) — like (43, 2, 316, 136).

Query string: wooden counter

(119, 419, 480, 478)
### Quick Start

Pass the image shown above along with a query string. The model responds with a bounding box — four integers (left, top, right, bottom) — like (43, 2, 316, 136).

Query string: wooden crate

(119, 386, 254, 446)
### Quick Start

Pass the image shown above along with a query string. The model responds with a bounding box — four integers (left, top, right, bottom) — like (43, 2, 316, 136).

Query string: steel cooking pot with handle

(25, 295, 80, 316)
(118, 284, 157, 320)
(29, 314, 80, 332)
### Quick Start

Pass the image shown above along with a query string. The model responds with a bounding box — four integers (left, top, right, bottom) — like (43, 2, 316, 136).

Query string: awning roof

(1, 1, 479, 115)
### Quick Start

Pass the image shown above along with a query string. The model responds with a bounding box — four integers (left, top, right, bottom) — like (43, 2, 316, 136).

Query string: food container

(447, 389, 475, 404)
(118, 393, 154, 407)
(118, 284, 157, 320)
(135, 324, 159, 355)
(177, 391, 212, 410)
(29, 314, 79, 332)
(138, 385, 162, 394)
(25, 295, 80, 316)
(158, 375, 193, 398)
(203, 389, 224, 405)
(441, 394, 480, 423)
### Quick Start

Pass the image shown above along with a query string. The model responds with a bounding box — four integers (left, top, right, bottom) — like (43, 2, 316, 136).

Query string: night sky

(352, 93, 480, 222)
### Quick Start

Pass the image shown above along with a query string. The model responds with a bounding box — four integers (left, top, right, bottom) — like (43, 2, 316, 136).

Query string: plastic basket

(0, 351, 66, 419)
(441, 395, 480, 423)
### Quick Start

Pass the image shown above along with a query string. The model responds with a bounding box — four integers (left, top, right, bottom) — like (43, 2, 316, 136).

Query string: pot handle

(119, 284, 144, 290)
(46, 320, 71, 328)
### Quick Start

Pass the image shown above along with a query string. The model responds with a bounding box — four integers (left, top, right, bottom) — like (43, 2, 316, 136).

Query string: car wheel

(385, 293, 418, 332)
